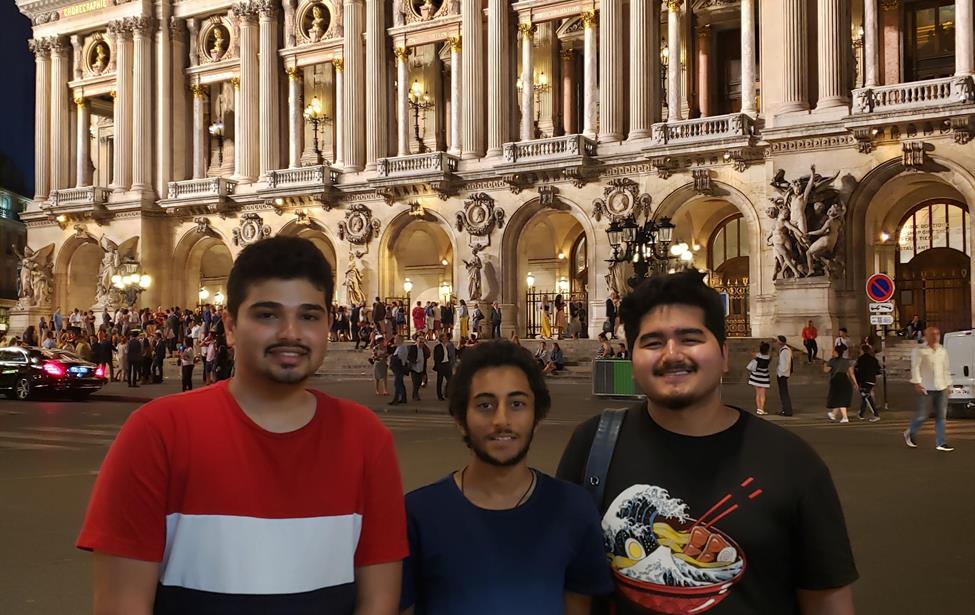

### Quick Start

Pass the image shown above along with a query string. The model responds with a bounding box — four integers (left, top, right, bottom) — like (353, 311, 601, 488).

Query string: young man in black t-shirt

(557, 271, 858, 615)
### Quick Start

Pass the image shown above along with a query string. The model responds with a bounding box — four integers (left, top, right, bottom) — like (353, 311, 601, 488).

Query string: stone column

(156, 4, 172, 197)
(70, 35, 83, 81)
(448, 37, 463, 156)
(863, 0, 878, 86)
(286, 66, 303, 167)
(234, 5, 260, 182)
(365, 0, 388, 169)
(462, 0, 485, 157)
(519, 22, 535, 141)
(110, 22, 132, 193)
(171, 19, 189, 182)
(487, 0, 510, 155)
(582, 10, 598, 138)
(394, 48, 410, 156)
(696, 25, 711, 118)
(628, 0, 655, 138)
(599, 0, 623, 141)
(881, 1, 900, 85)
(343, 0, 365, 171)
(740, 0, 757, 114)
(30, 40, 51, 200)
(816, 0, 848, 109)
(191, 83, 207, 179)
(780, 0, 809, 113)
(259, 4, 281, 176)
(131, 17, 154, 194)
(561, 48, 575, 135)
(50, 38, 70, 191)
(957, 0, 973, 75)
(233, 77, 242, 175)
(666, 1, 682, 121)
(75, 95, 92, 187)
(334, 59, 345, 167)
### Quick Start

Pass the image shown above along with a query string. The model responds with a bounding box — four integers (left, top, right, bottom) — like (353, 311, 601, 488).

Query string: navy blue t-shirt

(402, 471, 614, 615)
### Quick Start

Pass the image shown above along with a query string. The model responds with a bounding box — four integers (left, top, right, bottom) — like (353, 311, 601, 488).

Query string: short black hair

(620, 270, 726, 352)
(226, 236, 334, 318)
(447, 340, 551, 439)
(777, 335, 787, 344)
(759, 341, 770, 354)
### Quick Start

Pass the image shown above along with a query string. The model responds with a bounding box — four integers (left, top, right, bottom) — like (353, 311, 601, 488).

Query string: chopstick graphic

(693, 477, 763, 530)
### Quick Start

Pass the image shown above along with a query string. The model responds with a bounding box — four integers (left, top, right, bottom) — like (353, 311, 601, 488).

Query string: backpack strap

(582, 408, 627, 510)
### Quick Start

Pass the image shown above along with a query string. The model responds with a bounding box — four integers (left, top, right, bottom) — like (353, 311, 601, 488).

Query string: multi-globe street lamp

(408, 80, 435, 154)
(606, 215, 693, 287)
(303, 96, 331, 165)
(111, 265, 151, 307)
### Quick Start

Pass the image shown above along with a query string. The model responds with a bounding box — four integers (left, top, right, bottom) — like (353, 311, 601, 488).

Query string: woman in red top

(801, 319, 818, 363)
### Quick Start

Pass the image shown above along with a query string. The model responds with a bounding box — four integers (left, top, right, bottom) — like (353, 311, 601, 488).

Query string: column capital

(169, 16, 187, 40)
(256, 0, 277, 18)
(666, 0, 683, 13)
(447, 35, 462, 52)
(232, 2, 261, 23)
(580, 10, 597, 28)
(28, 38, 51, 58)
(129, 16, 154, 37)
(879, 0, 899, 10)
(393, 47, 410, 63)
(107, 19, 133, 38)
(696, 24, 712, 39)
(48, 36, 67, 55)
(560, 47, 574, 61)
(518, 22, 536, 39)
(231, 76, 241, 89)
(73, 92, 86, 107)
(333, 57, 344, 72)
(285, 65, 301, 81)
(190, 82, 207, 98)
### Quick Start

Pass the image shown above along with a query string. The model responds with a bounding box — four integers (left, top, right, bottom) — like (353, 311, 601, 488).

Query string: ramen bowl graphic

(612, 520, 747, 615)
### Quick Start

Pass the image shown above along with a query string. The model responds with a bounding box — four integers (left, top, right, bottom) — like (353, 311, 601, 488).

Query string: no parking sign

(865, 273, 895, 303)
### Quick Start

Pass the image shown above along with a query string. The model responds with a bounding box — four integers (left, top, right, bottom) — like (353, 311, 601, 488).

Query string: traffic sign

(869, 301, 895, 314)
(865, 273, 895, 302)
(870, 314, 894, 326)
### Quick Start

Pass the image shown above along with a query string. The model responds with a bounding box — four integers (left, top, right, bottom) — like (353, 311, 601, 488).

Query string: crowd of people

(0, 304, 236, 392)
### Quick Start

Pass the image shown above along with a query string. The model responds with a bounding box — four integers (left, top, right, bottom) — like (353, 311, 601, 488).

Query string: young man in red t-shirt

(77, 236, 407, 615)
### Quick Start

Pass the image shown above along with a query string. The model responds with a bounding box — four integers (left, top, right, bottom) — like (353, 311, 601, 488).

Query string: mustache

(265, 343, 312, 354)
(652, 360, 698, 376)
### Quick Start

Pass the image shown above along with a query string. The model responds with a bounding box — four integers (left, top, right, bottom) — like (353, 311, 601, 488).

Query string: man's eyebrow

(247, 301, 328, 312)
(637, 327, 707, 340)
(471, 391, 530, 399)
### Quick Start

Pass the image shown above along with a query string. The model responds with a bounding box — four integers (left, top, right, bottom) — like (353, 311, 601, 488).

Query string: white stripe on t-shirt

(160, 513, 362, 595)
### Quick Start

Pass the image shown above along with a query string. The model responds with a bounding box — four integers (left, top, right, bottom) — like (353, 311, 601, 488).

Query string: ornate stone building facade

(13, 0, 975, 340)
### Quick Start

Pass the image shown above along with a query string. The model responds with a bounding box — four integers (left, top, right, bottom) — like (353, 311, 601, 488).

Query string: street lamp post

(208, 119, 225, 166)
(403, 278, 413, 337)
(111, 265, 152, 308)
(407, 80, 435, 154)
(607, 214, 691, 288)
(303, 96, 331, 165)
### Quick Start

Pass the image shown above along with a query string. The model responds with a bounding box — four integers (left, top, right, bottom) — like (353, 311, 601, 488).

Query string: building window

(708, 214, 746, 272)
(905, 1, 956, 81)
(897, 201, 969, 263)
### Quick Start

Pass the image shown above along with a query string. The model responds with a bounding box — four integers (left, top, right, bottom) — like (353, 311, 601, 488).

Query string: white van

(944, 330, 975, 418)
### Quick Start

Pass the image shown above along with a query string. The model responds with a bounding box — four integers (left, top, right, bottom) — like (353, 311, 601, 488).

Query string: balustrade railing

(376, 152, 459, 177)
(651, 113, 752, 145)
(166, 178, 237, 200)
(51, 186, 109, 207)
(501, 134, 597, 163)
(853, 76, 975, 113)
(266, 165, 333, 189)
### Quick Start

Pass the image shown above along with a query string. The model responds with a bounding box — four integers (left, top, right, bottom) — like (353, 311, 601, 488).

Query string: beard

(256, 343, 319, 384)
(468, 429, 535, 467)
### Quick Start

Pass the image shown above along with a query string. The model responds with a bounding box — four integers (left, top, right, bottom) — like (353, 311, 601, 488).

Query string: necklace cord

(460, 466, 536, 509)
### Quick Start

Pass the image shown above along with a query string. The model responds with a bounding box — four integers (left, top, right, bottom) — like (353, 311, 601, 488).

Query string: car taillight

(42, 361, 66, 377)
(95, 365, 106, 378)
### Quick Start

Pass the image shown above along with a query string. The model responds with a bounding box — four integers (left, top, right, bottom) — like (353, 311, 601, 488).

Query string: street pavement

(0, 367, 972, 614)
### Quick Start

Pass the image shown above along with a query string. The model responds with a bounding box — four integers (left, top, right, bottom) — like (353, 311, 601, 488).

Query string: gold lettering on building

(61, 0, 109, 18)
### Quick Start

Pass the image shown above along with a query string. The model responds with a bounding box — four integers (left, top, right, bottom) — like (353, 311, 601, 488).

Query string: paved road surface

(0, 372, 972, 614)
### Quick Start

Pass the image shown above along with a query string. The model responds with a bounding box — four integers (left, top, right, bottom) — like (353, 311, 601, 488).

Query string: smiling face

(224, 278, 331, 386)
(630, 304, 726, 411)
(460, 366, 538, 467)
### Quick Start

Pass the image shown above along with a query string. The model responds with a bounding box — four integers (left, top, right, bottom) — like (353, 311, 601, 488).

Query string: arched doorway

(380, 213, 454, 308)
(196, 242, 233, 307)
(66, 242, 103, 311)
(278, 224, 338, 289)
(515, 209, 588, 338)
(708, 214, 750, 337)
(895, 201, 971, 333)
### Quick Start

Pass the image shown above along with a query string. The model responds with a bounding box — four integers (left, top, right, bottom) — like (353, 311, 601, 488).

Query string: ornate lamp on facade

(525, 272, 535, 289)
(408, 80, 435, 153)
(606, 214, 687, 287)
(208, 119, 225, 166)
(440, 280, 451, 303)
(198, 287, 210, 306)
(214, 290, 225, 307)
(111, 263, 151, 307)
(403, 278, 414, 337)
(303, 96, 330, 165)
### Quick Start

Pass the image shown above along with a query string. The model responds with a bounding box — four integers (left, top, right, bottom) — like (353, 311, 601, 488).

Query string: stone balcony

(258, 165, 339, 207)
(45, 186, 110, 220)
(647, 112, 754, 152)
(848, 75, 975, 147)
(160, 177, 238, 214)
(371, 152, 460, 201)
(495, 134, 599, 189)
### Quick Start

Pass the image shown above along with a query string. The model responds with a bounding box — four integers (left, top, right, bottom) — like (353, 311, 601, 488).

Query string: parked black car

(0, 346, 107, 401)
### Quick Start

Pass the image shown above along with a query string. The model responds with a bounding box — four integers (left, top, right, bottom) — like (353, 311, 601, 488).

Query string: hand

(913, 383, 927, 395)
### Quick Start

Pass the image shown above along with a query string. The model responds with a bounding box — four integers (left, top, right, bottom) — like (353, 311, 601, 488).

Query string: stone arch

(378, 209, 458, 305)
(172, 228, 234, 308)
(53, 232, 101, 312)
(500, 196, 599, 335)
(277, 221, 339, 275)
(849, 155, 975, 329)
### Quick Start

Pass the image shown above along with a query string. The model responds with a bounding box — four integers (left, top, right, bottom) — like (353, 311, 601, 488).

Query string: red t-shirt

(77, 380, 408, 613)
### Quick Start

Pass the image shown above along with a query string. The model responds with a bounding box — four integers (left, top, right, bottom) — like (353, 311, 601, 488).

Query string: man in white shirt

(774, 335, 794, 416)
(833, 328, 851, 359)
(905, 326, 954, 451)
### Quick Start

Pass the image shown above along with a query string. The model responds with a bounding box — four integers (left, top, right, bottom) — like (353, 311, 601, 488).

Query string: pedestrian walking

(433, 333, 456, 401)
(402, 341, 613, 615)
(746, 341, 772, 415)
(774, 335, 794, 416)
(126, 331, 142, 387)
(389, 335, 409, 405)
(604, 291, 619, 339)
(76, 236, 407, 613)
(556, 271, 858, 615)
(540, 296, 553, 339)
(412, 301, 426, 338)
(490, 302, 502, 339)
(179, 336, 195, 392)
(905, 326, 954, 451)
(852, 344, 881, 421)
(825, 347, 854, 423)
(370, 339, 389, 396)
(152, 332, 167, 383)
(834, 327, 851, 359)
(408, 338, 425, 401)
(802, 319, 818, 363)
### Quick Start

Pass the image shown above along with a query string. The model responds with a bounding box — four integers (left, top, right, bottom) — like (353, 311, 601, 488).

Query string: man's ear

(224, 312, 236, 347)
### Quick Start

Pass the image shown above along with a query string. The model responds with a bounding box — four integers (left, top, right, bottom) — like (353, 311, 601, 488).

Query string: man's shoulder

(311, 390, 392, 439)
(405, 475, 454, 513)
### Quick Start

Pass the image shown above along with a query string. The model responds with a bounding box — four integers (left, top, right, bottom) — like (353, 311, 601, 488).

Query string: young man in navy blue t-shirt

(401, 341, 613, 615)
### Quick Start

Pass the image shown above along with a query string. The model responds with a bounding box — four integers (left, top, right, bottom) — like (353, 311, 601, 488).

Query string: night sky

(0, 3, 36, 198)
